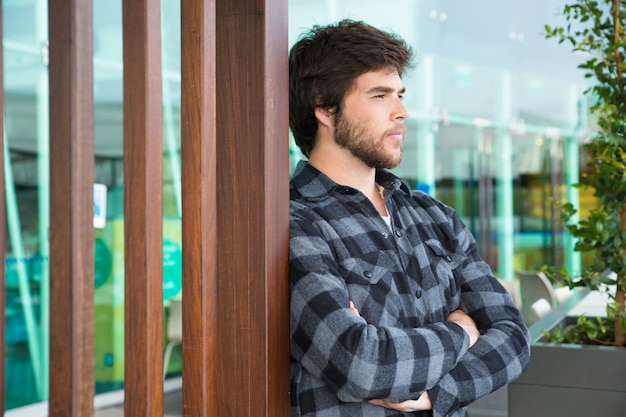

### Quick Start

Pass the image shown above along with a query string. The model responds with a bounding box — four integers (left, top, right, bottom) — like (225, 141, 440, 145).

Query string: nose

(393, 98, 409, 120)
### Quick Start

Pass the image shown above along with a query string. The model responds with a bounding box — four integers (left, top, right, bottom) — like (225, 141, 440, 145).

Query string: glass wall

(2, 0, 590, 411)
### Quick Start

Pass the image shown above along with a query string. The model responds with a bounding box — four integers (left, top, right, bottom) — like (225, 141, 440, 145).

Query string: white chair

(516, 270, 573, 325)
(163, 298, 182, 380)
(529, 298, 552, 324)
(554, 286, 574, 304)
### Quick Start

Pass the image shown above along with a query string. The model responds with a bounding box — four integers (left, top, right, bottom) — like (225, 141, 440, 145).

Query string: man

(288, 19, 530, 417)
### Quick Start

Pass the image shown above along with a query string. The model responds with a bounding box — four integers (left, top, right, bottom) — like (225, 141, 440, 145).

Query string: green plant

(543, 0, 626, 347)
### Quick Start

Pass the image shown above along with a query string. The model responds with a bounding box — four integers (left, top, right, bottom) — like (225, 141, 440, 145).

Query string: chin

(388, 154, 403, 169)
(378, 158, 402, 170)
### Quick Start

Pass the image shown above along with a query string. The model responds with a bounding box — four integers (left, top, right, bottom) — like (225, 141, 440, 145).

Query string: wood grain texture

(215, 0, 290, 415)
(35, 2, 290, 416)
(181, 0, 218, 416)
(122, 0, 164, 415)
(48, 0, 95, 415)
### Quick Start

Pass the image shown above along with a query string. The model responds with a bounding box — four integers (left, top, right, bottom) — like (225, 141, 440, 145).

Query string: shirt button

(445, 255, 452, 262)
(364, 270, 373, 278)
(415, 290, 422, 298)
(395, 230, 402, 237)
(382, 232, 389, 239)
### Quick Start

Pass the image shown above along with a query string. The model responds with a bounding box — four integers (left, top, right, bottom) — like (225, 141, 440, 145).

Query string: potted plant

(509, 1, 626, 415)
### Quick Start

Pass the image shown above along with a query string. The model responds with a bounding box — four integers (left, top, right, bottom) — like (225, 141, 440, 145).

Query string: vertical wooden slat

(215, 0, 290, 415)
(181, 0, 218, 415)
(122, 0, 164, 415)
(48, 0, 95, 415)
(0, 4, 5, 414)
(264, 2, 291, 412)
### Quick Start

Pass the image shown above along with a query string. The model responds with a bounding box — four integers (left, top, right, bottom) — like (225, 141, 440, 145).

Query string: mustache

(385, 124, 406, 137)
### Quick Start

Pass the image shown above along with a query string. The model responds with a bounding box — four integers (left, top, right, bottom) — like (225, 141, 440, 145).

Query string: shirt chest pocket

(338, 255, 404, 326)
(423, 239, 465, 304)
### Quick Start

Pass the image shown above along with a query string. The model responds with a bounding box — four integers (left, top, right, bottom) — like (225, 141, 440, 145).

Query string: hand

(447, 309, 479, 347)
(369, 391, 432, 412)
(349, 301, 360, 317)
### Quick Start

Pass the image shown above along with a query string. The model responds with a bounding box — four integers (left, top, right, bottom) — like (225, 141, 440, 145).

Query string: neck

(309, 147, 376, 193)
(308, 145, 387, 216)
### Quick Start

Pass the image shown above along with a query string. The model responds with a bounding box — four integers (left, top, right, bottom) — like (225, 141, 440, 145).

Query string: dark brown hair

(289, 19, 414, 157)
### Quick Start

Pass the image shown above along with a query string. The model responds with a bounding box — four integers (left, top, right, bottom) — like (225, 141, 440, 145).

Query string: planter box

(509, 290, 626, 417)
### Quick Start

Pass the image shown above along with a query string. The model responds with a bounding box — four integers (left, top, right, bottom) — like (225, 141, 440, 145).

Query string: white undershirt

(377, 184, 391, 230)
(381, 214, 392, 230)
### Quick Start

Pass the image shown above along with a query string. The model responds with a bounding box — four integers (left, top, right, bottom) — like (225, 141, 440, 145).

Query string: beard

(333, 111, 403, 169)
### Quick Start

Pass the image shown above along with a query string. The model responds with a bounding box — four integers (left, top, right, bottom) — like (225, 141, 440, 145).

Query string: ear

(314, 106, 333, 128)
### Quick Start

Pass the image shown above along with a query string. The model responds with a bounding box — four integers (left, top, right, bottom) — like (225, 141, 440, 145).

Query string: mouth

(386, 130, 405, 142)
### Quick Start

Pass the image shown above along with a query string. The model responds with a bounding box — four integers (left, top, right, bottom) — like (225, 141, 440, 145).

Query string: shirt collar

(290, 160, 412, 201)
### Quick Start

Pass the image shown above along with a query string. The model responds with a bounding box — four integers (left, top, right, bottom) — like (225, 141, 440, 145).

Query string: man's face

(333, 69, 408, 169)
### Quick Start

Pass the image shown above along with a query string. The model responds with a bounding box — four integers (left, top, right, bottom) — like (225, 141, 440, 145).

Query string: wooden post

(122, 0, 164, 415)
(181, 0, 218, 415)
(215, 0, 290, 415)
(48, 0, 95, 415)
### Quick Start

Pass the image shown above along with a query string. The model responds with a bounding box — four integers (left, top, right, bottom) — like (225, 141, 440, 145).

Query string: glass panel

(4, 0, 50, 408)
(161, 0, 183, 379)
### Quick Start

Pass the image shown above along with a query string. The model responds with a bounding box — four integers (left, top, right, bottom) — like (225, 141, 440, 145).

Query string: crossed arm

(348, 301, 481, 413)
(290, 205, 530, 415)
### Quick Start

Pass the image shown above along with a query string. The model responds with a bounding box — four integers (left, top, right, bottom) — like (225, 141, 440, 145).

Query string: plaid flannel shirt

(290, 161, 530, 417)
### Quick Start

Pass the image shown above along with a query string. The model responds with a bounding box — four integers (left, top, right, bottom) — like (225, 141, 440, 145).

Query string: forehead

(350, 69, 404, 92)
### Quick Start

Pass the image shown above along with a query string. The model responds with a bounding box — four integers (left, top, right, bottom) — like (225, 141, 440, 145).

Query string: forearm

(428, 319, 530, 415)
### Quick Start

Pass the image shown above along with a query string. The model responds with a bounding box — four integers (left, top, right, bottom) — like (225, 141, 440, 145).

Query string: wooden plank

(215, 0, 290, 415)
(264, 2, 290, 412)
(180, 0, 218, 415)
(48, 0, 95, 415)
(122, 0, 164, 415)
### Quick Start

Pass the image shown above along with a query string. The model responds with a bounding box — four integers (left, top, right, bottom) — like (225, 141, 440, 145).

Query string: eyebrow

(365, 85, 406, 95)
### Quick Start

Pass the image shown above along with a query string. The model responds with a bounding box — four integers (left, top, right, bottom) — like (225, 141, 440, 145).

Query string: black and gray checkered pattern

(290, 161, 530, 417)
